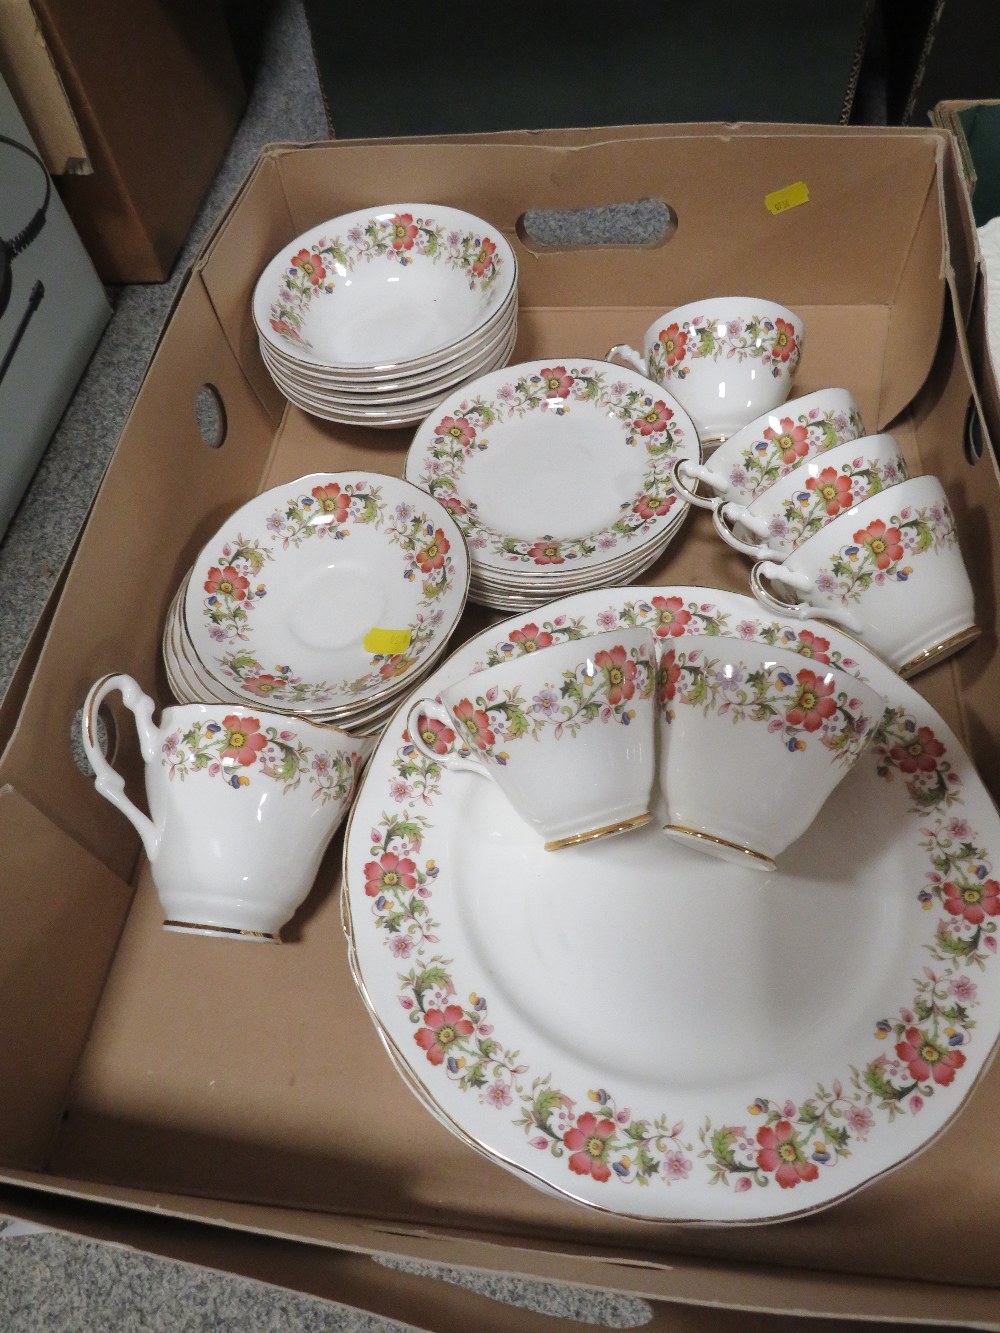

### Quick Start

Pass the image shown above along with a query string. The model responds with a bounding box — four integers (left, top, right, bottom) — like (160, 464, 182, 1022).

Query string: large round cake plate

(343, 584, 1000, 1224)
(404, 361, 700, 582)
(253, 204, 517, 372)
(184, 473, 470, 716)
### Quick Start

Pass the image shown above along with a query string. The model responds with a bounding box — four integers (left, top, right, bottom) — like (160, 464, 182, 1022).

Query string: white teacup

(671, 387, 865, 509)
(405, 628, 657, 850)
(713, 433, 909, 561)
(82, 674, 374, 940)
(657, 634, 884, 870)
(749, 476, 980, 678)
(608, 297, 804, 444)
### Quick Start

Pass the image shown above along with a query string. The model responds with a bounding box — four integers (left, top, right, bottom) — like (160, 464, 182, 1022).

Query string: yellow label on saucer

(364, 627, 412, 655)
(765, 181, 810, 215)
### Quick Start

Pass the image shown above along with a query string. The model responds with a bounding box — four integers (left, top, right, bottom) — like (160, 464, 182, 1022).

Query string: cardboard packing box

(1, 124, 1000, 1330)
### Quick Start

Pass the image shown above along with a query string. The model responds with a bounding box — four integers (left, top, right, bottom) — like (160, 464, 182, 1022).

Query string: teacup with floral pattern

(81, 674, 374, 940)
(671, 387, 865, 510)
(405, 628, 657, 851)
(750, 475, 979, 678)
(658, 634, 884, 869)
(608, 297, 804, 444)
(713, 433, 908, 561)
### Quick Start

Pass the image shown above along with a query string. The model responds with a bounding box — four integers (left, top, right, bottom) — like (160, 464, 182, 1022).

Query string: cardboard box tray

(1, 124, 999, 1328)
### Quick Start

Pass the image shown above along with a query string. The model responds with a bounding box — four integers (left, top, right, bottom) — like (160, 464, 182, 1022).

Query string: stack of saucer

(404, 359, 701, 610)
(252, 204, 518, 428)
(162, 472, 470, 735)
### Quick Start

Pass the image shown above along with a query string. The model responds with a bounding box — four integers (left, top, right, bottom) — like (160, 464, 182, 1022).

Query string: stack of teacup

(670, 389, 979, 679)
(405, 622, 886, 869)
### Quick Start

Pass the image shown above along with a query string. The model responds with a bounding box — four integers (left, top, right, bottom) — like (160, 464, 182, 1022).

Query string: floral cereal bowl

(253, 203, 517, 372)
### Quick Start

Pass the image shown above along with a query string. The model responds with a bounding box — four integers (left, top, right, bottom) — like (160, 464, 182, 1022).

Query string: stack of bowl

(252, 204, 518, 428)
(404, 358, 701, 611)
(163, 472, 470, 735)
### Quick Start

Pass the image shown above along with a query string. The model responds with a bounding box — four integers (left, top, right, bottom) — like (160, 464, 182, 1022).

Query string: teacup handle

(81, 673, 161, 861)
(713, 502, 784, 560)
(670, 457, 727, 511)
(405, 698, 490, 777)
(750, 561, 864, 634)
(605, 343, 647, 376)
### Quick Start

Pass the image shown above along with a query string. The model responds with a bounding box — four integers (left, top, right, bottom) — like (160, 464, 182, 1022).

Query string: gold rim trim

(897, 624, 980, 679)
(544, 812, 651, 852)
(162, 919, 280, 942)
(663, 823, 775, 869)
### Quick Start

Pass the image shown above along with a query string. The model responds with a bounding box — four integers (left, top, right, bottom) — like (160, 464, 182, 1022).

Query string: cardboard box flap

(0, 1163, 998, 1329)
(0, 786, 131, 1169)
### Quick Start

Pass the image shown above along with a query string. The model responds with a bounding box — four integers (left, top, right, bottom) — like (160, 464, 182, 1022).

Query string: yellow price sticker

(364, 627, 412, 655)
(765, 181, 810, 215)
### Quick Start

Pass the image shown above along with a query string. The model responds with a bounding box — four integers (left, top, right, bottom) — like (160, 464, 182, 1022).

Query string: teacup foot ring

(897, 624, 981, 679)
(163, 919, 281, 942)
(662, 824, 776, 872)
(545, 812, 652, 852)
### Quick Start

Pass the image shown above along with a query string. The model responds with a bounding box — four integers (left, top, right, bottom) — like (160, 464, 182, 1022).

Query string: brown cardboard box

(27, 0, 245, 282)
(0, 124, 999, 1329)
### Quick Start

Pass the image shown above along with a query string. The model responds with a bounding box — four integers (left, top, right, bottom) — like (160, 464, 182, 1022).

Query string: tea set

(79, 203, 991, 1222)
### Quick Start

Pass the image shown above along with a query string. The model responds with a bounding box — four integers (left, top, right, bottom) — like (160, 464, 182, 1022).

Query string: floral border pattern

(737, 452, 908, 551)
(197, 479, 458, 708)
(415, 639, 655, 764)
(268, 211, 504, 351)
(162, 715, 360, 804)
(726, 405, 865, 501)
(659, 646, 875, 767)
(410, 365, 691, 568)
(648, 315, 801, 384)
(353, 593, 995, 1202)
(813, 498, 958, 604)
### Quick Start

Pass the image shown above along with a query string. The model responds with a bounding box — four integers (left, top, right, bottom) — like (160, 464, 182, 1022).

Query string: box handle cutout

(516, 199, 675, 255)
(195, 382, 227, 448)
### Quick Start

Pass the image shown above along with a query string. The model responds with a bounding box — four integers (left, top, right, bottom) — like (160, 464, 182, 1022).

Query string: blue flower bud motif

(612, 1161, 630, 1179)
(446, 1056, 459, 1074)
(229, 775, 241, 789)
(375, 895, 386, 910)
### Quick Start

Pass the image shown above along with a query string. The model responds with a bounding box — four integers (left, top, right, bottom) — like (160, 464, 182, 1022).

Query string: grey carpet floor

(0, 1, 651, 1326)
